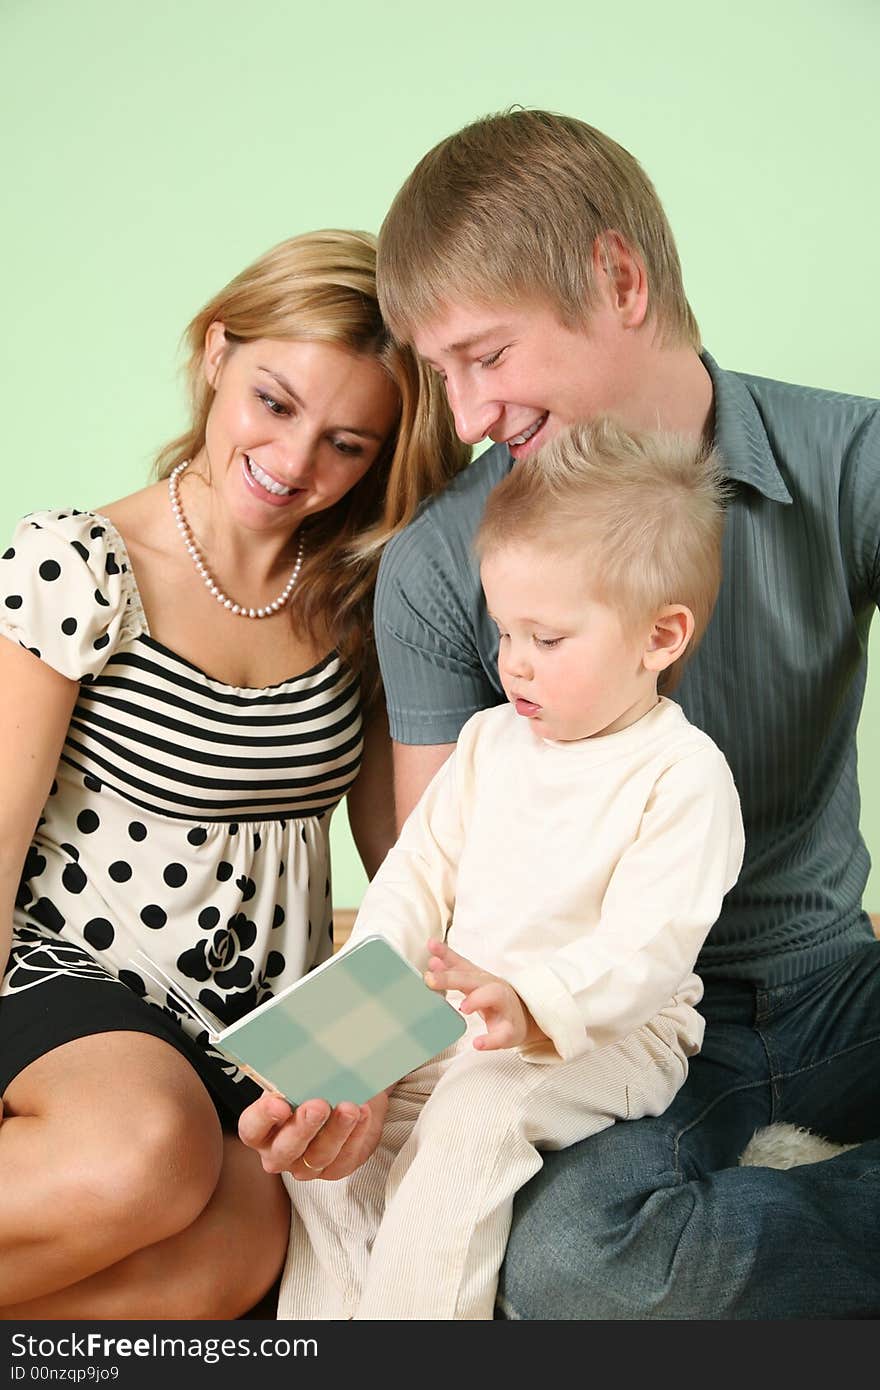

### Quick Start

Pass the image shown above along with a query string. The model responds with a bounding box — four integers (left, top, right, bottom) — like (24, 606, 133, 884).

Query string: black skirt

(0, 965, 262, 1128)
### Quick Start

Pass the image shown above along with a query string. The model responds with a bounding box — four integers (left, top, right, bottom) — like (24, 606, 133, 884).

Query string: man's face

(412, 295, 640, 458)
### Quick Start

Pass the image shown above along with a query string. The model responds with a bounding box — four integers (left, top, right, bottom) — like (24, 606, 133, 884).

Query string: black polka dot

(61, 617, 78, 636)
(324, 877, 331, 898)
(140, 904, 167, 929)
(118, 968, 147, 995)
(272, 904, 285, 929)
(253, 832, 261, 851)
(2, 547, 14, 560)
(4, 595, 22, 609)
(76, 809, 100, 834)
(90, 526, 106, 540)
(61, 863, 87, 894)
(128, 821, 147, 841)
(26, 646, 41, 659)
(199, 906, 220, 930)
(72, 541, 90, 561)
(266, 950, 285, 977)
(307, 919, 312, 939)
(228, 823, 239, 836)
(187, 827, 207, 846)
(236, 875, 256, 901)
(59, 842, 79, 861)
(164, 863, 187, 888)
(278, 861, 285, 877)
(30, 898, 66, 933)
(39, 560, 61, 581)
(83, 774, 102, 793)
(301, 827, 307, 842)
(49, 780, 58, 796)
(94, 588, 110, 607)
(216, 861, 233, 882)
(105, 552, 120, 576)
(84, 917, 115, 951)
(93, 633, 110, 651)
(108, 860, 132, 882)
(23, 845, 47, 878)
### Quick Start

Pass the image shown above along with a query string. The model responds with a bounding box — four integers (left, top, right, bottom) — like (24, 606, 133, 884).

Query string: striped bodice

(65, 640, 362, 822)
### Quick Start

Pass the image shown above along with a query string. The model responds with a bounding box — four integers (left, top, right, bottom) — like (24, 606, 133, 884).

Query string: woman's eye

(257, 391, 289, 416)
(333, 440, 364, 458)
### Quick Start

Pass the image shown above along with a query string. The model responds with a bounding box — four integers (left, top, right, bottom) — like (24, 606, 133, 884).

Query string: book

(135, 935, 467, 1107)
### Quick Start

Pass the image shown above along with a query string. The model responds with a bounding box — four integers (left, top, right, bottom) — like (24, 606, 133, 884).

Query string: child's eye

(480, 347, 507, 369)
(534, 636, 562, 649)
(257, 391, 289, 416)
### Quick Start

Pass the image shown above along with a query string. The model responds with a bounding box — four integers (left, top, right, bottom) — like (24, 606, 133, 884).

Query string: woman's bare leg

(2, 1132, 289, 1320)
(0, 1030, 286, 1315)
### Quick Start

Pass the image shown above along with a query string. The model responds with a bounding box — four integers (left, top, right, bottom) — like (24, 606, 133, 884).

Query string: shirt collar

(702, 350, 793, 504)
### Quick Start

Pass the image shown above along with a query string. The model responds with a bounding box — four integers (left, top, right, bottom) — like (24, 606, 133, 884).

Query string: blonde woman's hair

(476, 419, 726, 691)
(155, 229, 469, 687)
(378, 109, 700, 351)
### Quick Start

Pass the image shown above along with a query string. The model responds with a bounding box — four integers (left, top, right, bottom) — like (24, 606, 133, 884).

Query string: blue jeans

(498, 940, 880, 1318)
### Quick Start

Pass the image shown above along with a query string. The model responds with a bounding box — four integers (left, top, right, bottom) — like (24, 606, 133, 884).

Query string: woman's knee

(5, 1035, 226, 1258)
(79, 1087, 225, 1246)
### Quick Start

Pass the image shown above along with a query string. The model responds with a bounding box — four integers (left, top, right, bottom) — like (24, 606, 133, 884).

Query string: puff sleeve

(0, 511, 146, 681)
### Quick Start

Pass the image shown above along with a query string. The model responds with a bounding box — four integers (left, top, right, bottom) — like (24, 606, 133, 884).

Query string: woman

(0, 230, 468, 1318)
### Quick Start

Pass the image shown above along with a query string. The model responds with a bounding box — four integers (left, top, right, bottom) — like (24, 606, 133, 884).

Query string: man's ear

(591, 232, 648, 330)
(203, 320, 229, 389)
(642, 604, 695, 673)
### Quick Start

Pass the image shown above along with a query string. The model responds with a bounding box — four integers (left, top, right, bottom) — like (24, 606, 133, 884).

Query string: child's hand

(424, 938, 546, 1050)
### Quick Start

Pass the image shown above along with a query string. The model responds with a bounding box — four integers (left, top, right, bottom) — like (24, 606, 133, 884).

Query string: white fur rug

(739, 1122, 856, 1169)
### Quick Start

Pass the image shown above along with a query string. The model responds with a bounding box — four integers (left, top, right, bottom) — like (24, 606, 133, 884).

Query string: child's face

(480, 544, 659, 742)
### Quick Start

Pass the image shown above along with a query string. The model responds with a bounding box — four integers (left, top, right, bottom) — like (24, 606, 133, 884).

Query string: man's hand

(424, 938, 548, 1050)
(238, 1088, 389, 1182)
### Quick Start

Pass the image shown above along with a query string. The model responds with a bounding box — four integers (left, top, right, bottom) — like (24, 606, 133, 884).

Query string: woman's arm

(0, 639, 79, 973)
(345, 695, 397, 879)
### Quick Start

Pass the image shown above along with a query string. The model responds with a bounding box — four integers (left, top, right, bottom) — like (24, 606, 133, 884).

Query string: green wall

(2, 0, 878, 908)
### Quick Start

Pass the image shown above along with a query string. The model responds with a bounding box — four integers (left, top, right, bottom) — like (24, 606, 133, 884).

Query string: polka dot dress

(1, 511, 361, 1097)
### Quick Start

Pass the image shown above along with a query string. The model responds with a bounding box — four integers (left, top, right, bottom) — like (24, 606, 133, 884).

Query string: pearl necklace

(168, 460, 304, 619)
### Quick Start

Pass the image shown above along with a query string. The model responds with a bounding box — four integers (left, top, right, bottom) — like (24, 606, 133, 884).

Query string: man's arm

(392, 740, 456, 832)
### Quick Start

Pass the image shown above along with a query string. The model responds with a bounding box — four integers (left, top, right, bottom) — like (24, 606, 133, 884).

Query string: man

(372, 108, 880, 1318)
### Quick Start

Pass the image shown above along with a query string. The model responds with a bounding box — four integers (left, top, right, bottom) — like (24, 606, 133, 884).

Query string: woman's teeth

(508, 414, 548, 447)
(247, 457, 294, 496)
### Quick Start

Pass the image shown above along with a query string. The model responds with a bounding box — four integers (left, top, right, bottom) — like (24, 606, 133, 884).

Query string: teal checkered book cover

(136, 936, 466, 1106)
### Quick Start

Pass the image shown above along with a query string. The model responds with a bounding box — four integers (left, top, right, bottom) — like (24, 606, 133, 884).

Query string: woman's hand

(424, 938, 549, 1050)
(238, 1088, 389, 1181)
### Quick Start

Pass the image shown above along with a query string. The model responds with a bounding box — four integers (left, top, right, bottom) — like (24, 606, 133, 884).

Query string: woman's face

(196, 325, 400, 535)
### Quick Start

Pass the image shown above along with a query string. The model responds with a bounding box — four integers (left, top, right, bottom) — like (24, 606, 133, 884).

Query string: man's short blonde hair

(378, 109, 700, 350)
(476, 420, 726, 686)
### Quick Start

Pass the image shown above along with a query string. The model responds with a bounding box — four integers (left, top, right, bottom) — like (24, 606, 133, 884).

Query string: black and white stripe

(62, 639, 362, 821)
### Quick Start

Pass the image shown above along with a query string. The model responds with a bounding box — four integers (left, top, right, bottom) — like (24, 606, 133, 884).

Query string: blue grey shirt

(374, 354, 880, 986)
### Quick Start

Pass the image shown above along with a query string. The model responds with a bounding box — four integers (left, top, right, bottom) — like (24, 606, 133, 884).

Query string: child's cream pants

(277, 1009, 694, 1321)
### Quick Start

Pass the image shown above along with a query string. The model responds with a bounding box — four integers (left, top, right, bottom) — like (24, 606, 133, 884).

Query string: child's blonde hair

(476, 419, 726, 689)
(378, 109, 699, 350)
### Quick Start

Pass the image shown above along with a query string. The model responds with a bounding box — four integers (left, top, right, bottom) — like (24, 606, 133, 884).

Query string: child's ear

(642, 604, 695, 673)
